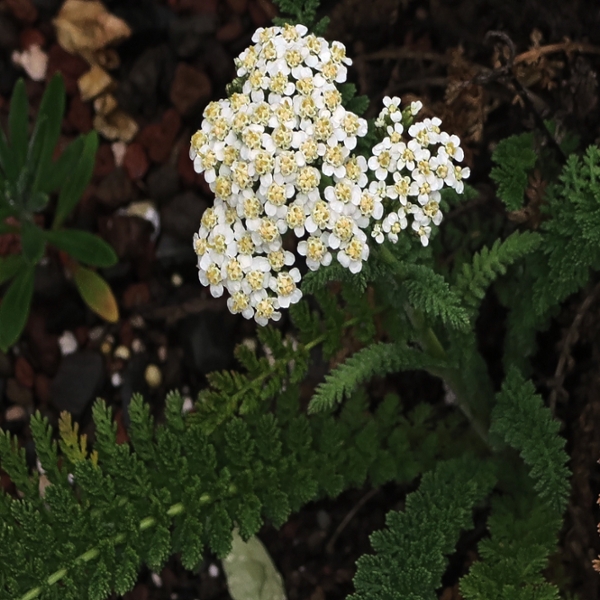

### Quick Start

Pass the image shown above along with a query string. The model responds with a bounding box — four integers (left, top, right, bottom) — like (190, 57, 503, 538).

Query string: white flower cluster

(190, 25, 470, 324)
(190, 23, 373, 325)
(369, 97, 470, 247)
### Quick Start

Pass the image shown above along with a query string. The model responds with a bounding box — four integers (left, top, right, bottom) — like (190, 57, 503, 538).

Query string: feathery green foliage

(308, 342, 448, 413)
(490, 368, 570, 513)
(460, 494, 562, 600)
(350, 457, 496, 600)
(453, 230, 541, 318)
(490, 133, 537, 211)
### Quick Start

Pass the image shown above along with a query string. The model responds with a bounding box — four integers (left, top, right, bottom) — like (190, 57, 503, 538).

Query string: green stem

(16, 502, 187, 600)
(378, 245, 492, 447)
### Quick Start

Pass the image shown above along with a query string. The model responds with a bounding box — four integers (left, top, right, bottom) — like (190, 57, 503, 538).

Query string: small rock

(177, 140, 204, 186)
(58, 331, 78, 356)
(6, 378, 34, 409)
(5, 405, 28, 423)
(49, 351, 105, 417)
(5, 0, 38, 23)
(47, 43, 88, 95)
(114, 345, 130, 361)
(145, 364, 162, 388)
(20, 28, 45, 50)
(34, 372, 51, 404)
(95, 168, 133, 208)
(155, 233, 191, 263)
(168, 14, 218, 58)
(216, 17, 244, 43)
(66, 93, 93, 133)
(202, 40, 235, 88)
(12, 44, 48, 81)
(99, 214, 153, 261)
(178, 312, 235, 374)
(147, 164, 180, 203)
(161, 191, 208, 241)
(123, 142, 149, 180)
(138, 108, 181, 164)
(170, 63, 212, 116)
(248, 0, 276, 26)
(14, 357, 34, 388)
(93, 108, 139, 143)
(31, 0, 63, 18)
(111, 141, 127, 166)
(0, 351, 12, 377)
(226, 0, 248, 14)
(94, 143, 116, 178)
(122, 282, 151, 309)
(0, 14, 19, 51)
(0, 57, 19, 97)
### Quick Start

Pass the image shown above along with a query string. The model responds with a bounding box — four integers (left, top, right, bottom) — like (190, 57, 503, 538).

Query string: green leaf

(32, 74, 66, 192)
(72, 264, 119, 323)
(0, 255, 23, 285)
(21, 221, 46, 264)
(38, 136, 84, 194)
(0, 266, 34, 351)
(222, 530, 286, 600)
(53, 131, 98, 229)
(8, 79, 29, 174)
(490, 133, 536, 211)
(0, 127, 14, 181)
(46, 230, 117, 267)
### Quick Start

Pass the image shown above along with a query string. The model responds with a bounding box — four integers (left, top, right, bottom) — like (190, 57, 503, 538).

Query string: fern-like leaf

(460, 494, 561, 600)
(453, 230, 541, 316)
(350, 456, 496, 600)
(490, 368, 570, 512)
(490, 133, 537, 210)
(308, 343, 448, 413)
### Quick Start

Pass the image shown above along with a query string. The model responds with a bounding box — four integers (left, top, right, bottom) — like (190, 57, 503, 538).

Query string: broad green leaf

(38, 136, 84, 194)
(72, 264, 119, 323)
(8, 79, 29, 174)
(21, 221, 46, 264)
(53, 131, 98, 229)
(32, 74, 65, 191)
(46, 230, 117, 267)
(0, 255, 23, 285)
(0, 266, 34, 351)
(222, 531, 286, 600)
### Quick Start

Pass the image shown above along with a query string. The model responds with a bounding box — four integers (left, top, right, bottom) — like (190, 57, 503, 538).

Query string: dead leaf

(78, 63, 114, 101)
(93, 109, 139, 143)
(53, 0, 131, 63)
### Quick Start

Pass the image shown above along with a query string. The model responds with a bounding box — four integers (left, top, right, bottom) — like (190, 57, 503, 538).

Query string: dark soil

(2, 0, 600, 598)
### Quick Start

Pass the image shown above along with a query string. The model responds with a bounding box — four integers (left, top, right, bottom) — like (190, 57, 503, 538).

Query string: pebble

(122, 282, 151, 309)
(131, 338, 145, 354)
(6, 378, 34, 409)
(5, 0, 38, 23)
(144, 364, 162, 388)
(208, 564, 219, 578)
(94, 143, 117, 178)
(49, 351, 105, 418)
(114, 345, 131, 361)
(138, 108, 181, 164)
(171, 273, 183, 287)
(161, 191, 208, 241)
(58, 331, 78, 356)
(169, 63, 212, 116)
(168, 14, 218, 58)
(0, 14, 19, 50)
(5, 405, 28, 423)
(14, 356, 34, 388)
(147, 164, 180, 203)
(19, 28, 45, 50)
(66, 93, 93, 133)
(95, 168, 133, 209)
(123, 142, 150, 180)
(111, 141, 127, 167)
(182, 397, 194, 414)
(111, 372, 123, 387)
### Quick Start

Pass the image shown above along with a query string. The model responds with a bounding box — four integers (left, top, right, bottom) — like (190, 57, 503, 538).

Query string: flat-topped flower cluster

(190, 24, 469, 324)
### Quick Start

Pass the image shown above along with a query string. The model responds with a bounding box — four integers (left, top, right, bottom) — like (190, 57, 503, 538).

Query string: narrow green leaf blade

(72, 264, 119, 322)
(0, 266, 34, 351)
(53, 131, 98, 229)
(38, 136, 84, 194)
(21, 221, 46, 264)
(0, 128, 14, 180)
(0, 255, 24, 285)
(46, 230, 117, 267)
(8, 79, 29, 174)
(33, 73, 65, 190)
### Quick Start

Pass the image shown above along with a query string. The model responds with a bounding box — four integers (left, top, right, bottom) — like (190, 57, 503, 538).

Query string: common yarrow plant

(189, 24, 467, 324)
(6, 1, 600, 599)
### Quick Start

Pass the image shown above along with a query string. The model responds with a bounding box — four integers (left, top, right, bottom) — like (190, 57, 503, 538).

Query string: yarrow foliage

(189, 24, 469, 324)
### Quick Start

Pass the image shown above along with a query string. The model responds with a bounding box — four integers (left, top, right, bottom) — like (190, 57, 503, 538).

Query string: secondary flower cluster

(190, 24, 469, 324)
(369, 98, 470, 247)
